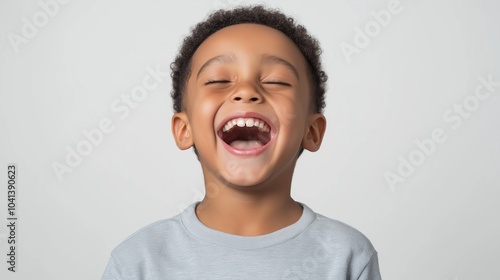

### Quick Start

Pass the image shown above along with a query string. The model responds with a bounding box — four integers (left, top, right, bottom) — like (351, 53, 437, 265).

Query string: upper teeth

(222, 117, 270, 132)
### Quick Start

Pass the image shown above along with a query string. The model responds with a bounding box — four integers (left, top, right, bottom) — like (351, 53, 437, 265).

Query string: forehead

(191, 23, 308, 72)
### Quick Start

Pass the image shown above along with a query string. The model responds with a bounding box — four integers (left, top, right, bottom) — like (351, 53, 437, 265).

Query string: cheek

(187, 87, 218, 116)
(273, 91, 309, 126)
(190, 93, 221, 133)
(198, 97, 219, 117)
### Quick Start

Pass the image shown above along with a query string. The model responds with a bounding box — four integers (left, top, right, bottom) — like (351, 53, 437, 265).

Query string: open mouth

(217, 117, 272, 150)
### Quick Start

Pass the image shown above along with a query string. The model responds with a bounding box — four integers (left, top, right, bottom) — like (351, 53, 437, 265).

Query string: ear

(302, 113, 327, 152)
(171, 112, 194, 150)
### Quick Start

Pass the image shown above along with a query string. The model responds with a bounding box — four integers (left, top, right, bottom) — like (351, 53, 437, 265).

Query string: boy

(102, 5, 381, 279)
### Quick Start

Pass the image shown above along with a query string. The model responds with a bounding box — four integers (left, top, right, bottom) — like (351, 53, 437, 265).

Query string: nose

(231, 83, 263, 104)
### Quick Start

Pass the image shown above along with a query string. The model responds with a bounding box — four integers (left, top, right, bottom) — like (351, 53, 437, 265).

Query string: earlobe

(302, 114, 327, 152)
(171, 112, 194, 150)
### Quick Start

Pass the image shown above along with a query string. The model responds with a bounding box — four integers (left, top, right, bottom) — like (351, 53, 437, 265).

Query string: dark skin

(172, 23, 326, 236)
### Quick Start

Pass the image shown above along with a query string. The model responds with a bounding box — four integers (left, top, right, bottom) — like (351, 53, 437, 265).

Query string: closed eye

(263, 81, 291, 86)
(205, 80, 231, 85)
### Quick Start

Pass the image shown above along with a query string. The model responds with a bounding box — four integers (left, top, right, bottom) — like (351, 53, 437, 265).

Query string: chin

(218, 165, 271, 188)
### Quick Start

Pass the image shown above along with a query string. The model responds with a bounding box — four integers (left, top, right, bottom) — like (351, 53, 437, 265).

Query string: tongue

(230, 140, 263, 150)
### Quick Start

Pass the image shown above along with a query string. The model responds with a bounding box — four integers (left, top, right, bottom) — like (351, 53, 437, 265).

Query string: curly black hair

(170, 5, 327, 114)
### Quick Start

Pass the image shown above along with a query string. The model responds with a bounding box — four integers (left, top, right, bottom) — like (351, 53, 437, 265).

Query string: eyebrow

(197, 54, 236, 78)
(261, 54, 300, 81)
(196, 53, 300, 80)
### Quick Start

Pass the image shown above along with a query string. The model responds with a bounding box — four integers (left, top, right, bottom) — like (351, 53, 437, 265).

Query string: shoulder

(304, 210, 377, 259)
(315, 213, 375, 245)
(110, 212, 184, 260)
(102, 211, 189, 279)
(286, 204, 381, 278)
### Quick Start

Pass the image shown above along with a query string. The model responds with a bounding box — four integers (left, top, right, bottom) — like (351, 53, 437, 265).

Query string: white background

(0, 0, 499, 279)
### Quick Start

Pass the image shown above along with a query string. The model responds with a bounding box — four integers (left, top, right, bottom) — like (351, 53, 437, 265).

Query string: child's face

(172, 23, 325, 187)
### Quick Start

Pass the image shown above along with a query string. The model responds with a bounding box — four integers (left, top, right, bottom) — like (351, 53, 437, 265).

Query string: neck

(195, 171, 303, 236)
